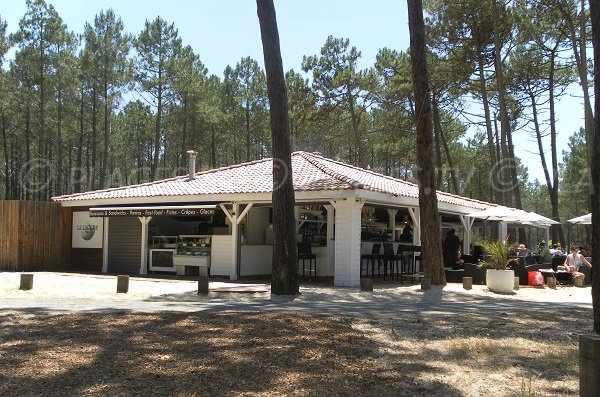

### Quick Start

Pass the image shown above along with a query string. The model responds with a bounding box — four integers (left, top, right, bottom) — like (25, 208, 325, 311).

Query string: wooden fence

(0, 200, 71, 272)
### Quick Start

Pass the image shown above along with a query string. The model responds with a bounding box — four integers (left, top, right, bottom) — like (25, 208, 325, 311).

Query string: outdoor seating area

(360, 242, 422, 283)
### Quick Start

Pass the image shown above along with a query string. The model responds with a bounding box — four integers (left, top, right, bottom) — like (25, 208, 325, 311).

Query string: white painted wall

(334, 200, 362, 286)
(240, 245, 272, 275)
(247, 207, 270, 245)
(211, 235, 233, 276)
(312, 245, 333, 277)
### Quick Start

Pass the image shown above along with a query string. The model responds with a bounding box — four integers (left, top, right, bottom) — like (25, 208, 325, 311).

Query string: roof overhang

(56, 190, 354, 208)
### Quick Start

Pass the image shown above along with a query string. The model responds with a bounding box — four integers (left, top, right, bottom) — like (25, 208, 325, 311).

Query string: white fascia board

(437, 202, 488, 215)
(294, 190, 352, 201)
(55, 192, 273, 207)
(55, 190, 353, 208)
(355, 189, 419, 208)
(356, 189, 490, 216)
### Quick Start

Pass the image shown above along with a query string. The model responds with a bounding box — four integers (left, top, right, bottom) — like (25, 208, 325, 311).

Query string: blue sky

(1, 0, 583, 184)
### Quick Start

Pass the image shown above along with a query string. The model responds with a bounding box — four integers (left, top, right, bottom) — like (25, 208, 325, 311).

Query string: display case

(296, 206, 327, 246)
(151, 235, 178, 249)
(149, 236, 178, 272)
(173, 235, 211, 275)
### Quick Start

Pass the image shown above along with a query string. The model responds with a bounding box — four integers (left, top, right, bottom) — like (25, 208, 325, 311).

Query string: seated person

(451, 251, 464, 270)
(549, 244, 564, 256)
(538, 241, 552, 263)
(517, 243, 532, 257)
(557, 246, 592, 272)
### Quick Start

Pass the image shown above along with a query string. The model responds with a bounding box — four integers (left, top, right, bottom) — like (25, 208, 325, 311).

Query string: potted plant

(476, 239, 516, 294)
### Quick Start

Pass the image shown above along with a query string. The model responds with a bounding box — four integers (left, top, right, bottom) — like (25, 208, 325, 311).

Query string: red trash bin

(528, 271, 544, 286)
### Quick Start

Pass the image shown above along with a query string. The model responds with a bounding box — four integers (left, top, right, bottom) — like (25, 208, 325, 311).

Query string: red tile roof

(51, 151, 493, 210)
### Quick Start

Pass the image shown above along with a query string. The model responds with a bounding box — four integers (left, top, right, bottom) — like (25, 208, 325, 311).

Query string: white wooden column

(325, 204, 335, 243)
(498, 221, 508, 242)
(408, 208, 421, 273)
(387, 209, 398, 241)
(220, 204, 236, 279)
(231, 203, 240, 280)
(220, 203, 253, 280)
(459, 215, 475, 255)
(545, 227, 550, 244)
(138, 216, 152, 275)
(408, 207, 421, 245)
(325, 204, 336, 276)
(102, 217, 109, 273)
(334, 199, 363, 287)
(235, 203, 253, 278)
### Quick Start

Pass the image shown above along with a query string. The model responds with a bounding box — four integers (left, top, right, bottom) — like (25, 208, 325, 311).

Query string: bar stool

(401, 245, 421, 283)
(382, 243, 399, 280)
(395, 244, 407, 281)
(401, 247, 414, 277)
(298, 241, 317, 280)
(361, 243, 381, 277)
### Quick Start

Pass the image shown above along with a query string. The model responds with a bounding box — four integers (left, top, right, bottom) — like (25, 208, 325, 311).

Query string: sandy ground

(0, 272, 595, 396)
(0, 271, 593, 308)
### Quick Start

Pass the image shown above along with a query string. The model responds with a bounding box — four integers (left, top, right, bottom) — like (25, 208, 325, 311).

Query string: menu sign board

(89, 207, 215, 217)
(72, 211, 103, 248)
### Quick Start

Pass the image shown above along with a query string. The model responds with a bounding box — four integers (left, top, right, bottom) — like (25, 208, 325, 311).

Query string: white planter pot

(486, 269, 515, 294)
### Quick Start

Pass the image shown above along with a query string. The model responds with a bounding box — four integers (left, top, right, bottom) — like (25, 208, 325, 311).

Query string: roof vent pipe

(187, 150, 197, 180)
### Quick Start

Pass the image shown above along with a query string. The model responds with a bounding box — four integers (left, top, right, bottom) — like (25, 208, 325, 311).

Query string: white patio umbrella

(567, 213, 592, 225)
(524, 211, 560, 226)
(468, 206, 559, 227)
(466, 206, 523, 222)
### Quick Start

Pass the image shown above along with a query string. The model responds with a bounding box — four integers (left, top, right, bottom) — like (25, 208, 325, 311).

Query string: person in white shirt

(559, 246, 592, 272)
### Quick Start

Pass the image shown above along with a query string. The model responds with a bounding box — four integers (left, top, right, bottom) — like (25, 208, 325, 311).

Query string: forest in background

(0, 0, 593, 245)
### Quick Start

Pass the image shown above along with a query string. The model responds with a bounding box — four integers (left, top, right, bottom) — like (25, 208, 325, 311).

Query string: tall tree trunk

(37, 135, 43, 201)
(432, 93, 459, 193)
(91, 85, 98, 190)
(245, 102, 251, 162)
(2, 116, 8, 199)
(67, 139, 72, 194)
(11, 134, 17, 199)
(492, 0, 516, 208)
(547, 48, 566, 246)
(12, 133, 18, 199)
(408, 0, 445, 285)
(440, 126, 459, 194)
(74, 83, 84, 194)
(191, 114, 198, 170)
(25, 102, 31, 201)
(257, 0, 299, 295)
(151, 83, 162, 181)
(477, 51, 501, 204)
(347, 92, 362, 166)
(560, 0, 594, 181)
(211, 129, 216, 168)
(56, 89, 63, 196)
(100, 75, 110, 189)
(587, 0, 600, 334)
(530, 91, 554, 200)
(181, 92, 189, 170)
(136, 126, 142, 183)
(39, 34, 46, 201)
(432, 94, 443, 190)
